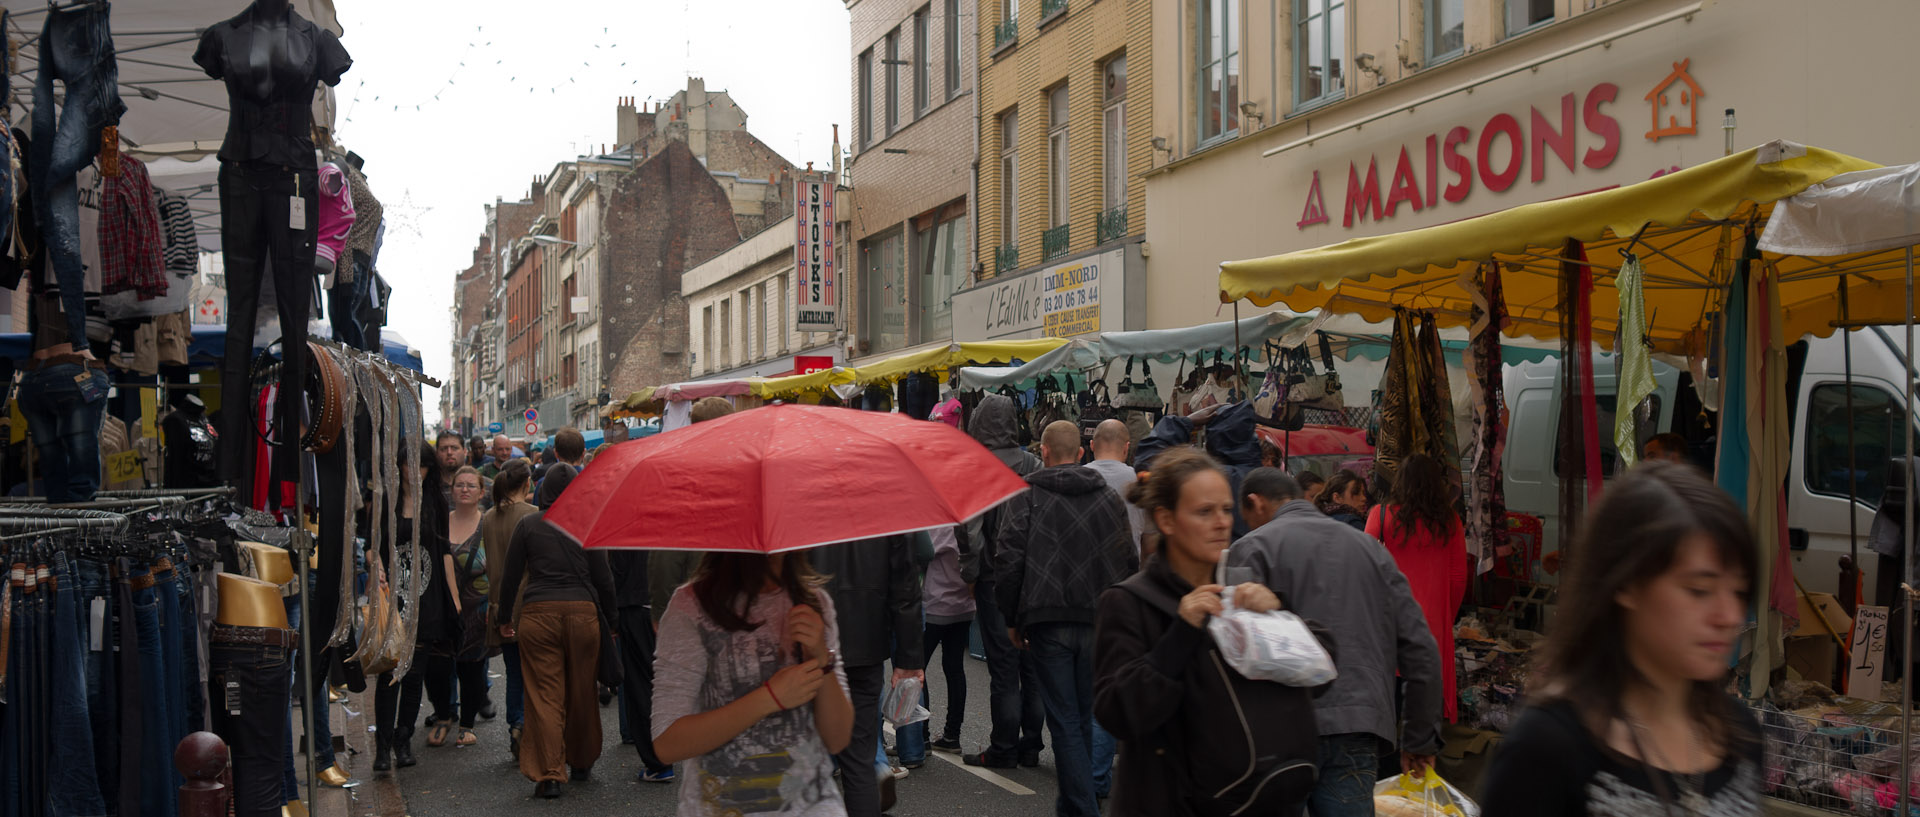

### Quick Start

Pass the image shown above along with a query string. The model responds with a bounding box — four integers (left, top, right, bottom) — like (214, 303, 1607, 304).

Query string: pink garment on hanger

(315, 163, 357, 266)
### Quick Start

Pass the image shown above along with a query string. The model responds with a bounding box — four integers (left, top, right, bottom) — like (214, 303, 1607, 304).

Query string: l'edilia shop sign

(1294, 60, 1706, 232)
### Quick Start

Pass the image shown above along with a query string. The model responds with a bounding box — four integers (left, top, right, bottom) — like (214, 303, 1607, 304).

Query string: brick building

(845, 0, 977, 362)
(966, 0, 1150, 342)
(445, 197, 537, 437)
(684, 210, 844, 379)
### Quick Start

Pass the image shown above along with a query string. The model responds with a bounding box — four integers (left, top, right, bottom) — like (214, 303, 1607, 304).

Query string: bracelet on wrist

(763, 679, 786, 711)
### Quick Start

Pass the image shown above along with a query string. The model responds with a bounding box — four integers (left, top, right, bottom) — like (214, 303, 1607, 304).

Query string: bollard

(176, 731, 231, 817)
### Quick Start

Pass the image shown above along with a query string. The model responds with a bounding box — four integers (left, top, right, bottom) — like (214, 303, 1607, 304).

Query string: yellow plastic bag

(1371, 768, 1480, 817)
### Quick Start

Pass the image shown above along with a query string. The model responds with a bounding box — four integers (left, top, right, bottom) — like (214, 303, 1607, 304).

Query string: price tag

(289, 196, 306, 231)
(106, 451, 142, 485)
(89, 598, 105, 652)
(226, 679, 242, 715)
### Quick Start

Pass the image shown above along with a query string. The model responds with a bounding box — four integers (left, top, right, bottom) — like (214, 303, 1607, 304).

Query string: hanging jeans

(75, 558, 118, 810)
(47, 553, 109, 817)
(208, 625, 295, 817)
(112, 561, 140, 817)
(2, 564, 45, 817)
(217, 161, 319, 495)
(132, 565, 177, 817)
(17, 363, 109, 503)
(30, 3, 124, 351)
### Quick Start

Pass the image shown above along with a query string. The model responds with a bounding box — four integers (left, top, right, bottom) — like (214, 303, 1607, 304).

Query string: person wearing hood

(962, 393, 1050, 770)
(1136, 401, 1263, 538)
(994, 421, 1140, 817)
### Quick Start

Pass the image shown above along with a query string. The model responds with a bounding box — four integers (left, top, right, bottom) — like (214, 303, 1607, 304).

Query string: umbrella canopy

(1257, 425, 1374, 458)
(545, 403, 1030, 553)
(1217, 141, 1882, 354)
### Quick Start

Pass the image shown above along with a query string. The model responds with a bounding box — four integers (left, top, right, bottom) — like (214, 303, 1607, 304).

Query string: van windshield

(1805, 383, 1900, 507)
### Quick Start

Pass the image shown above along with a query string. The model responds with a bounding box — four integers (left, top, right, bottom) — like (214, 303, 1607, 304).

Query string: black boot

(372, 732, 392, 772)
(394, 725, 418, 768)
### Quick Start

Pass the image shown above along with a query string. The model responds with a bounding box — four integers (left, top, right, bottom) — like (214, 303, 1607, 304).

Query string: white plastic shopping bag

(881, 675, 931, 726)
(1372, 769, 1481, 817)
(1206, 595, 1338, 687)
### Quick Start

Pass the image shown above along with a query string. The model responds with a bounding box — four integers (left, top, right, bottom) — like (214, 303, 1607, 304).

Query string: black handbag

(567, 546, 624, 688)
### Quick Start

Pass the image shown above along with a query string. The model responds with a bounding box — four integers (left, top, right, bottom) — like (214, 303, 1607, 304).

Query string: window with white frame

(944, 0, 962, 98)
(756, 282, 770, 359)
(885, 28, 900, 135)
(1506, 0, 1554, 36)
(863, 231, 908, 354)
(1197, 0, 1239, 142)
(1428, 0, 1464, 61)
(1103, 56, 1127, 213)
(1295, 0, 1344, 108)
(1048, 85, 1068, 228)
(1000, 110, 1019, 250)
(858, 49, 874, 149)
(775, 273, 790, 350)
(702, 305, 715, 371)
(719, 298, 732, 368)
(914, 8, 931, 116)
(918, 210, 967, 342)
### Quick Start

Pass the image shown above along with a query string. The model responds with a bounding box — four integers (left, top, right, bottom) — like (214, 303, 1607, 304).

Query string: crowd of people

(347, 395, 1759, 817)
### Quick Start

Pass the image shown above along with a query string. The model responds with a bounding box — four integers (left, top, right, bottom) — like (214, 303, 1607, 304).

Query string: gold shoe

(282, 802, 310, 817)
(317, 763, 355, 788)
(328, 686, 345, 703)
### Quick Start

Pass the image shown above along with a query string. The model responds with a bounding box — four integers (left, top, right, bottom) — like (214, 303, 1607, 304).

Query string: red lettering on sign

(1425, 134, 1440, 209)
(1343, 158, 1385, 227)
(1582, 83, 1622, 169)
(1298, 170, 1330, 228)
(1385, 147, 1424, 216)
(1478, 114, 1524, 192)
(1530, 93, 1577, 183)
(1442, 126, 1473, 204)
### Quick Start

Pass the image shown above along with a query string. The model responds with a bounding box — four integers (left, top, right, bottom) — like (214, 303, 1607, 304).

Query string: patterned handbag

(1253, 342, 1305, 430)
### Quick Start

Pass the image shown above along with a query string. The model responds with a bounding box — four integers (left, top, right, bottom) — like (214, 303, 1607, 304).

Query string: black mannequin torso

(244, 0, 292, 100)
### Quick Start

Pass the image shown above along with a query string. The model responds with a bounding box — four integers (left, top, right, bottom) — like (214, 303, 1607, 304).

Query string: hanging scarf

(1373, 310, 1419, 490)
(1461, 263, 1508, 574)
(1614, 254, 1658, 468)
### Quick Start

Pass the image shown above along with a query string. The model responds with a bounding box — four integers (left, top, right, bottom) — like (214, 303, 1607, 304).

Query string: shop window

(914, 8, 931, 116)
(1505, 0, 1553, 37)
(1197, 0, 1240, 142)
(886, 28, 901, 135)
(1428, 0, 1464, 63)
(944, 0, 962, 98)
(1103, 56, 1127, 214)
(999, 109, 1019, 263)
(1805, 383, 1900, 507)
(1048, 85, 1068, 229)
(1295, 0, 1344, 109)
(757, 282, 771, 360)
(1553, 393, 1662, 479)
(719, 297, 732, 368)
(918, 211, 967, 343)
(859, 49, 874, 150)
(863, 231, 908, 354)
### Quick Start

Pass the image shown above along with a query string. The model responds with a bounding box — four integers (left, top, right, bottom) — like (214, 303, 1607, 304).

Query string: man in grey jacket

(1231, 468, 1443, 817)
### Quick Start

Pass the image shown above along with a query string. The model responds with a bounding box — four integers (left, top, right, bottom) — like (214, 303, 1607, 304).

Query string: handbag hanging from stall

(1253, 341, 1306, 431)
(1078, 375, 1116, 442)
(1287, 333, 1345, 413)
(1114, 357, 1163, 411)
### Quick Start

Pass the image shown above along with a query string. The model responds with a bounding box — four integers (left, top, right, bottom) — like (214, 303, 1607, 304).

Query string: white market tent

(5, 0, 345, 251)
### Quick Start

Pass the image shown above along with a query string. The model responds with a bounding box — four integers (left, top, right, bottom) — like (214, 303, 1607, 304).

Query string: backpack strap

(1115, 572, 1181, 620)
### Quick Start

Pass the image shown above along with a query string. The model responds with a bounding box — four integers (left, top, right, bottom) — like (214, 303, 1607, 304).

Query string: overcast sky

(331, 0, 850, 424)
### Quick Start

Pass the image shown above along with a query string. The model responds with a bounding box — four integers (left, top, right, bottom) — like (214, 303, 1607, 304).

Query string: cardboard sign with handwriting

(1850, 606, 1890, 701)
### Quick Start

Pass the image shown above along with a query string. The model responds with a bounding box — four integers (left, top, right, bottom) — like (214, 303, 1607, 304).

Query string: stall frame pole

(1900, 246, 1914, 817)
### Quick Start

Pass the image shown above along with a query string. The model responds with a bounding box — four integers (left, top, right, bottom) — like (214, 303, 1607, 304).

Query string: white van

(1502, 329, 1905, 601)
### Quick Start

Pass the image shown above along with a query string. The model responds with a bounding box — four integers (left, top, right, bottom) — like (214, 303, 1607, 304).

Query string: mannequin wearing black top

(194, 0, 351, 497)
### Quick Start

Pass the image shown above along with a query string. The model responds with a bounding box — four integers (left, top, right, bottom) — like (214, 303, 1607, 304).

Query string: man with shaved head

(994, 421, 1138, 817)
(1082, 419, 1146, 556)
(480, 434, 513, 480)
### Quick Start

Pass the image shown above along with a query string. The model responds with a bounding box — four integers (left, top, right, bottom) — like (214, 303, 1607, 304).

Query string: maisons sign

(1295, 60, 1707, 232)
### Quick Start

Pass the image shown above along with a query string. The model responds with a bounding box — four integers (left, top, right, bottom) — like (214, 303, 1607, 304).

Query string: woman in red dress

(1367, 453, 1469, 722)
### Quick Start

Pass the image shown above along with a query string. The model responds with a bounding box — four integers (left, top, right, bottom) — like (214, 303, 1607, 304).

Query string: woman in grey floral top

(653, 552, 855, 816)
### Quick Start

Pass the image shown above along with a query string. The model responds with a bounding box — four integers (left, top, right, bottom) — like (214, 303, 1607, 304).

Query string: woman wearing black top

(1480, 462, 1761, 817)
(1317, 469, 1370, 531)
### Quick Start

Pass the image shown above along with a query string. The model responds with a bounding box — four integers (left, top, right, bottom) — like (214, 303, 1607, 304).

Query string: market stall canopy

(1218, 142, 1882, 355)
(1756, 161, 1920, 332)
(954, 312, 1317, 390)
(847, 339, 1071, 386)
(750, 366, 855, 399)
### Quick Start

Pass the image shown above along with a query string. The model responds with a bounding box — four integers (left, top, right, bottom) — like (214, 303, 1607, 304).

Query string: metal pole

(298, 459, 318, 810)
(1900, 246, 1914, 817)
(1843, 281, 1859, 592)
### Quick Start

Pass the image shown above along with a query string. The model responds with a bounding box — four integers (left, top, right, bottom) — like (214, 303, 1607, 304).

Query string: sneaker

(930, 735, 962, 753)
(899, 757, 925, 770)
(963, 752, 1016, 769)
(639, 768, 676, 783)
(1018, 751, 1041, 768)
(889, 765, 910, 781)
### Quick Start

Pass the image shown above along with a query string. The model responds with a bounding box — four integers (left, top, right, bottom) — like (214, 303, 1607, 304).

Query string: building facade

(964, 0, 1151, 343)
(685, 212, 845, 379)
(844, 0, 979, 361)
(444, 197, 536, 437)
(1143, 0, 1920, 331)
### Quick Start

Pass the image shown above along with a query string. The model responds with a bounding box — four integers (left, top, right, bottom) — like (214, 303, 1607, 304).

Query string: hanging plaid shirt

(99, 155, 168, 300)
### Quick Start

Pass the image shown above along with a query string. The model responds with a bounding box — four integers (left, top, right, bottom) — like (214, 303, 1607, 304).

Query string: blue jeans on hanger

(132, 564, 178, 817)
(48, 552, 109, 817)
(75, 557, 119, 805)
(30, 2, 124, 351)
(1, 565, 33, 817)
(17, 363, 109, 502)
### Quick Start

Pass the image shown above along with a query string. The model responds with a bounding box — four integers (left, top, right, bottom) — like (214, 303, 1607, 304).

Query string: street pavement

(317, 649, 1070, 816)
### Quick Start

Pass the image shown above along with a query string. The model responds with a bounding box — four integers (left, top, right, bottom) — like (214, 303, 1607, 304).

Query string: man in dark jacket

(963, 393, 1048, 770)
(811, 535, 925, 817)
(607, 550, 674, 783)
(996, 421, 1138, 817)
(1231, 469, 1443, 817)
(1136, 401, 1262, 537)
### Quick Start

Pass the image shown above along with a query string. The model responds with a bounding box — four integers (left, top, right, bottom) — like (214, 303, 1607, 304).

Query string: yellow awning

(848, 339, 1072, 386)
(751, 367, 856, 398)
(1218, 142, 1884, 355)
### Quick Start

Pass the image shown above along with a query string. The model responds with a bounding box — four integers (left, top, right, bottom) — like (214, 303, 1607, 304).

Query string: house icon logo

(1644, 59, 1704, 142)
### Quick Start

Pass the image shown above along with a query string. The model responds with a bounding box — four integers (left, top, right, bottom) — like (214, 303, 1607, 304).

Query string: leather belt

(304, 341, 348, 454)
(128, 572, 156, 591)
(210, 624, 298, 648)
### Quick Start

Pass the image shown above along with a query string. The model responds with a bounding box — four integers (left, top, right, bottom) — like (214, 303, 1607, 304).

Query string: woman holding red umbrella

(652, 552, 854, 816)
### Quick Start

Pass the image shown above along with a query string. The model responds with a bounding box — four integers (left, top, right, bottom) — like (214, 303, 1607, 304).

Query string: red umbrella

(546, 403, 1030, 553)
